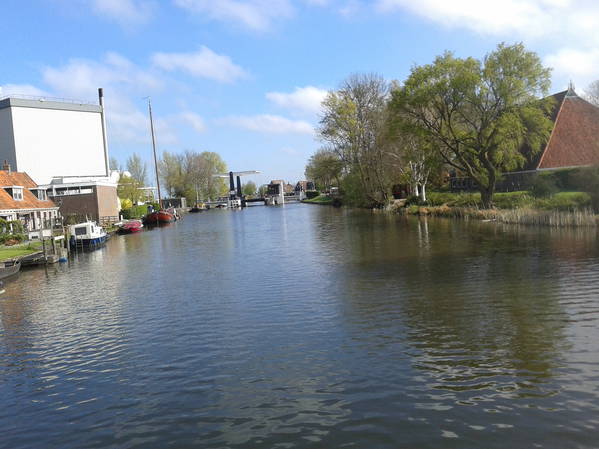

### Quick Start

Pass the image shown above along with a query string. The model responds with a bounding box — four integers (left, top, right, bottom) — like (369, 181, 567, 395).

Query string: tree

(159, 150, 228, 200)
(126, 153, 147, 185)
(109, 156, 121, 172)
(585, 80, 599, 107)
(117, 175, 143, 204)
(305, 148, 343, 191)
(391, 43, 554, 208)
(319, 73, 393, 206)
(159, 151, 184, 197)
(242, 181, 257, 196)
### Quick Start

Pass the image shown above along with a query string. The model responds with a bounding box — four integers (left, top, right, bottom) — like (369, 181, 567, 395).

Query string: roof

(0, 97, 101, 114)
(523, 90, 599, 170)
(0, 171, 57, 211)
(537, 92, 599, 169)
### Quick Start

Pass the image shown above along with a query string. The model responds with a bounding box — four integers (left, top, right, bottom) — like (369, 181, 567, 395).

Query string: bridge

(205, 172, 305, 208)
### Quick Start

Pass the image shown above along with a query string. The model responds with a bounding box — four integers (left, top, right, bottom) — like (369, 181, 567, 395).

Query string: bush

(534, 192, 592, 211)
(121, 203, 158, 219)
(305, 191, 320, 199)
(531, 175, 559, 198)
(405, 195, 423, 206)
(493, 191, 533, 209)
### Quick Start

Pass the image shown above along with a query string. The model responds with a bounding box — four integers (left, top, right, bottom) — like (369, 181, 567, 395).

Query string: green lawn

(0, 241, 43, 261)
(303, 194, 334, 205)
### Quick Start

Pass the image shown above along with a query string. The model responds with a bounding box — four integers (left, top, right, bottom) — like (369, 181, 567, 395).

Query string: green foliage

(242, 181, 257, 196)
(340, 172, 372, 207)
(426, 190, 591, 211)
(531, 175, 559, 198)
(391, 42, 553, 208)
(118, 175, 144, 203)
(159, 150, 228, 201)
(0, 233, 25, 245)
(126, 153, 147, 185)
(305, 149, 343, 191)
(318, 73, 393, 206)
(121, 203, 159, 219)
(534, 192, 591, 211)
(305, 191, 320, 199)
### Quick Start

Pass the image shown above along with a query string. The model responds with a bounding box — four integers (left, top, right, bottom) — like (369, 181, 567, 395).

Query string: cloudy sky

(1, 0, 598, 185)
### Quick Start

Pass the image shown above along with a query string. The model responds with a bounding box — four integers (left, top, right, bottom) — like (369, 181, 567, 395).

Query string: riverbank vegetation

(0, 241, 42, 262)
(304, 42, 599, 224)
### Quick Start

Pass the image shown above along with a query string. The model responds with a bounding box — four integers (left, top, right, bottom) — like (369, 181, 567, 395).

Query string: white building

(0, 91, 109, 185)
(0, 90, 121, 224)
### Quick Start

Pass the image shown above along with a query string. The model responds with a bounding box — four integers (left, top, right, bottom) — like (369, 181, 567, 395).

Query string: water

(2, 204, 599, 448)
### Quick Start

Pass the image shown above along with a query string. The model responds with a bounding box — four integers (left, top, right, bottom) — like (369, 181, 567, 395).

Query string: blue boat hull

(70, 235, 107, 249)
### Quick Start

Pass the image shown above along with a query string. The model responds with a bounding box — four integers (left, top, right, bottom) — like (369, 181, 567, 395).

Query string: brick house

(0, 164, 59, 234)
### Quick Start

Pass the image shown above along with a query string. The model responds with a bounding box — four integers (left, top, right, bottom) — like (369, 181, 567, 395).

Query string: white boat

(69, 221, 107, 248)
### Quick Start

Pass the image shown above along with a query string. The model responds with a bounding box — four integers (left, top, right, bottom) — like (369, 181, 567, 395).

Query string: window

(12, 187, 23, 201)
(37, 189, 47, 201)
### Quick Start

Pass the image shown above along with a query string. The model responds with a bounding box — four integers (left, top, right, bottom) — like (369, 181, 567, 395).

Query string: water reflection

(2, 207, 599, 448)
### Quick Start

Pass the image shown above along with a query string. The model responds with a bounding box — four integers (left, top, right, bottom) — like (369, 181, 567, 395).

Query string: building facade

(0, 93, 109, 185)
(0, 165, 59, 236)
(43, 176, 120, 225)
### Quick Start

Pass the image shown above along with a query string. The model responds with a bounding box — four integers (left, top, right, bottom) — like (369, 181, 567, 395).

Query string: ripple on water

(2, 208, 599, 448)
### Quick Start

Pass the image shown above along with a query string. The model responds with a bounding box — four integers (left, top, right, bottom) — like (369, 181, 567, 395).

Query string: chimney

(2, 160, 11, 172)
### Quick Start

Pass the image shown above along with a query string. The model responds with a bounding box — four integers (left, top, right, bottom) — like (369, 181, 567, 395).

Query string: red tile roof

(0, 171, 57, 210)
(537, 93, 599, 169)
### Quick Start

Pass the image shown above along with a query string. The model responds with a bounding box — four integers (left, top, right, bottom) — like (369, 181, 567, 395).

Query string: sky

(1, 0, 598, 186)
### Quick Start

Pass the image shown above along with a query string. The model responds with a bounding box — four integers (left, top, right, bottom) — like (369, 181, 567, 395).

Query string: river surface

(2, 204, 599, 448)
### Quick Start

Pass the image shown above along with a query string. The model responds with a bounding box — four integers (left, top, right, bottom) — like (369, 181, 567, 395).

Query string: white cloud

(179, 111, 206, 133)
(266, 86, 328, 115)
(376, 0, 599, 88)
(90, 0, 154, 26)
(545, 48, 599, 88)
(221, 114, 314, 135)
(41, 53, 169, 145)
(152, 46, 247, 83)
(0, 84, 48, 98)
(173, 0, 294, 31)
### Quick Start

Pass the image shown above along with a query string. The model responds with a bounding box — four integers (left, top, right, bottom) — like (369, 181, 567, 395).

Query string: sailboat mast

(148, 98, 162, 208)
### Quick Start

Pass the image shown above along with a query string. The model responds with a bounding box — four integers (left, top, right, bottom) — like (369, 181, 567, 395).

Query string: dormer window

(3, 186, 24, 201)
(30, 188, 47, 201)
(12, 187, 23, 201)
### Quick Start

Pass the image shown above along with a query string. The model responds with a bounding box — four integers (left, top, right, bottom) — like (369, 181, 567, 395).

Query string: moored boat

(118, 220, 144, 234)
(0, 259, 21, 280)
(69, 221, 107, 248)
(143, 209, 176, 225)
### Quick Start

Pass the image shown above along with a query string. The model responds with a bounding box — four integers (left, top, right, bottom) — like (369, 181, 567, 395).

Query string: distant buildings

(0, 89, 119, 223)
(0, 163, 59, 235)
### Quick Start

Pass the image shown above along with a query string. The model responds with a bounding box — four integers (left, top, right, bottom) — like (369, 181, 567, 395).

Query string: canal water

(2, 204, 599, 448)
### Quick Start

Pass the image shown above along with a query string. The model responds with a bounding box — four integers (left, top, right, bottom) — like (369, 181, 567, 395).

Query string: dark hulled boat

(143, 209, 176, 225)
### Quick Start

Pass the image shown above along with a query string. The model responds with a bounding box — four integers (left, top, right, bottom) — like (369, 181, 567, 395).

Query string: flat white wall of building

(10, 106, 106, 184)
(0, 108, 17, 169)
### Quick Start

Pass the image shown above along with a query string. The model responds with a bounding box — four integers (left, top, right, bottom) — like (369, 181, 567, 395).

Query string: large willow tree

(391, 43, 554, 208)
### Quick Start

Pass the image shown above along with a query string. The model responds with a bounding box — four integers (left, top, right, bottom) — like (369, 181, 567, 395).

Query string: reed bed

(402, 205, 599, 228)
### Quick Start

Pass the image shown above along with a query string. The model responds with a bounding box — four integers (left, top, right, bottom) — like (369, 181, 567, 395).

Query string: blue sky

(1, 0, 598, 186)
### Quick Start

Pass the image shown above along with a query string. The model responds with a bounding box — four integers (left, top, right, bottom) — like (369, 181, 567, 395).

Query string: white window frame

(12, 187, 23, 201)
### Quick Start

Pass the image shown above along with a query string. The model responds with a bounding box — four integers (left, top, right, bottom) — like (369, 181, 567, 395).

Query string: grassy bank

(0, 241, 43, 261)
(302, 194, 335, 205)
(399, 191, 598, 227)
